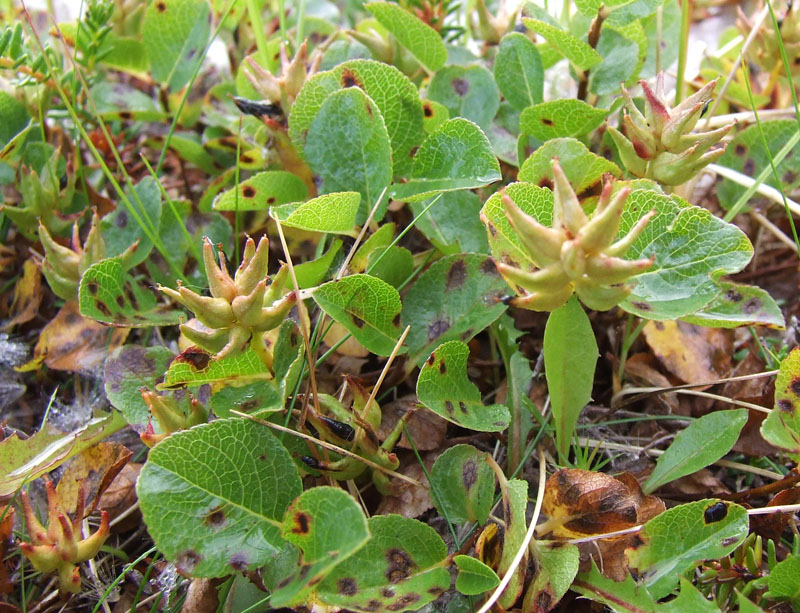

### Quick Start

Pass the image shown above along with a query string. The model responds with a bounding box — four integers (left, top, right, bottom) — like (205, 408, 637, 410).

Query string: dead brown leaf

(2, 259, 42, 330)
(0, 506, 14, 594)
(28, 300, 129, 371)
(624, 353, 679, 412)
(376, 453, 434, 518)
(55, 442, 132, 518)
(751, 486, 800, 542)
(98, 463, 141, 529)
(378, 395, 447, 451)
(643, 320, 733, 385)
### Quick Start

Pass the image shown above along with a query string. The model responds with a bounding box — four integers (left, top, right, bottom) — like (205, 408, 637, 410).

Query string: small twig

(576, 10, 604, 101)
(724, 468, 800, 502)
(230, 410, 424, 487)
(615, 386, 771, 414)
(358, 325, 410, 421)
(750, 209, 800, 253)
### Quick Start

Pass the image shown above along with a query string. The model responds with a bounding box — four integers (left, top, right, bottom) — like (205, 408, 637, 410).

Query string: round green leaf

(305, 88, 393, 223)
(494, 33, 544, 111)
(213, 171, 308, 212)
(430, 444, 495, 524)
(137, 418, 302, 577)
(104, 345, 175, 427)
(101, 177, 161, 267)
(681, 282, 784, 328)
(312, 274, 403, 356)
(520, 100, 608, 140)
(761, 348, 800, 458)
(417, 340, 510, 431)
(519, 138, 620, 193)
(427, 65, 500, 129)
(365, 2, 447, 71)
(270, 192, 360, 235)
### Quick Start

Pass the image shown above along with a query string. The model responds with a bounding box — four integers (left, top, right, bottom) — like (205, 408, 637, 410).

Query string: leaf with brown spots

(403, 254, 509, 365)
(213, 171, 308, 212)
(26, 300, 129, 372)
(761, 348, 800, 459)
(524, 539, 580, 612)
(317, 515, 449, 612)
(79, 257, 184, 327)
(429, 444, 495, 524)
(271, 486, 369, 607)
(682, 281, 784, 329)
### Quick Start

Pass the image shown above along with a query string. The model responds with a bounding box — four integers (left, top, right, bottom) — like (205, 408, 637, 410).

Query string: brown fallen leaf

(375, 453, 434, 518)
(623, 353, 679, 413)
(55, 442, 132, 518)
(538, 469, 665, 580)
(181, 578, 221, 613)
(25, 300, 129, 372)
(750, 486, 800, 542)
(643, 320, 733, 385)
(98, 463, 142, 530)
(2, 259, 42, 330)
(378, 395, 447, 451)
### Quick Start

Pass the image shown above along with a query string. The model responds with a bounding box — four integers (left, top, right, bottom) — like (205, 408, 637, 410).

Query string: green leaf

(626, 499, 749, 599)
(210, 382, 281, 418)
(497, 478, 529, 608)
(79, 258, 184, 327)
(402, 254, 509, 365)
(104, 345, 175, 427)
(294, 239, 342, 289)
(137, 418, 302, 577)
(409, 191, 489, 255)
(454, 555, 500, 595)
(352, 223, 396, 272)
(544, 297, 598, 462)
(522, 18, 602, 70)
(0, 91, 30, 148)
(575, 0, 635, 15)
(391, 118, 502, 203)
(159, 346, 272, 390)
(481, 181, 555, 272)
(765, 554, 800, 608)
(527, 540, 580, 610)
(494, 32, 544, 111)
(270, 487, 370, 607)
(312, 274, 403, 356)
(417, 340, 510, 431)
(520, 100, 608, 140)
(422, 99, 449, 133)
(366, 246, 414, 288)
(680, 282, 784, 328)
(0, 413, 127, 498)
(365, 2, 447, 71)
(590, 28, 640, 95)
(213, 171, 308, 211)
(142, 0, 210, 91)
(304, 88, 393, 223)
(643, 410, 747, 494)
(289, 59, 425, 178)
(317, 515, 450, 611)
(429, 444, 495, 524)
(519, 138, 621, 193)
(427, 65, 500, 129)
(618, 190, 754, 320)
(101, 177, 161, 267)
(270, 192, 360, 235)
(717, 120, 800, 211)
(760, 348, 800, 458)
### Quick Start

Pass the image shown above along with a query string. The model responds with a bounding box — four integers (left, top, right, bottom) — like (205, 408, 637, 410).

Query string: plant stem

(674, 0, 691, 104)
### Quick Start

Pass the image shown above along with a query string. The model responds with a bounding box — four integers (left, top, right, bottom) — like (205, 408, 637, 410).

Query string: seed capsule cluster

(159, 236, 296, 366)
(498, 160, 655, 311)
(607, 74, 733, 185)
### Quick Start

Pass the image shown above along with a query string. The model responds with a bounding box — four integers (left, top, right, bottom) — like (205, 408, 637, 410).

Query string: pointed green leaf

(765, 554, 800, 608)
(417, 340, 510, 431)
(430, 444, 495, 524)
(402, 254, 509, 365)
(312, 274, 403, 356)
(520, 100, 608, 140)
(304, 88, 393, 223)
(79, 257, 184, 327)
(365, 2, 447, 71)
(213, 171, 308, 211)
(142, 0, 210, 91)
(391, 118, 502, 203)
(495, 33, 544, 111)
(271, 487, 370, 606)
(643, 409, 748, 494)
(544, 297, 598, 462)
(137, 418, 302, 577)
(626, 500, 748, 599)
(317, 515, 449, 611)
(294, 239, 343, 289)
(522, 18, 602, 70)
(454, 555, 500, 595)
(427, 65, 500, 129)
(270, 192, 360, 235)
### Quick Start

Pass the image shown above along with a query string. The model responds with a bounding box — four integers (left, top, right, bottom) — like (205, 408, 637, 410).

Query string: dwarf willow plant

(2, 0, 798, 610)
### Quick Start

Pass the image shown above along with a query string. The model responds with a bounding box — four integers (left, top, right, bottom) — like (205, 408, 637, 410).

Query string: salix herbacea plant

(158, 235, 296, 368)
(19, 479, 109, 594)
(607, 73, 734, 185)
(496, 159, 655, 312)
